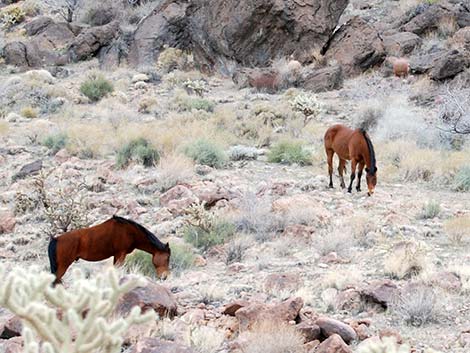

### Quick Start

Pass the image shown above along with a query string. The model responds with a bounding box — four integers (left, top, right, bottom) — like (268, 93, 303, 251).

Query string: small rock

(193, 255, 207, 267)
(296, 322, 321, 342)
(195, 164, 213, 176)
(134, 81, 148, 89)
(379, 328, 403, 344)
(315, 334, 352, 353)
(264, 273, 302, 293)
(12, 160, 43, 181)
(0, 315, 22, 339)
(132, 74, 150, 83)
(0, 211, 16, 235)
(5, 113, 21, 122)
(222, 300, 250, 316)
(316, 317, 357, 344)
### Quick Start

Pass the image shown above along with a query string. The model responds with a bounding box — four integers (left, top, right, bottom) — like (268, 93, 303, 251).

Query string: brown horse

(324, 124, 378, 196)
(48, 215, 171, 284)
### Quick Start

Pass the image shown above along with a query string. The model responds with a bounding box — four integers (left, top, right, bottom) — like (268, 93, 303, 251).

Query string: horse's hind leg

(113, 252, 127, 266)
(348, 159, 358, 193)
(338, 159, 347, 189)
(54, 259, 74, 286)
(326, 149, 334, 188)
(356, 161, 365, 192)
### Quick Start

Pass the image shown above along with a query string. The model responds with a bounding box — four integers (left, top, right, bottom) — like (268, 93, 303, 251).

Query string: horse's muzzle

(368, 189, 375, 196)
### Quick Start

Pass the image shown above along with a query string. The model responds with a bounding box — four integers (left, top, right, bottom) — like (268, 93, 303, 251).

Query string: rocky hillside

(0, 0, 470, 353)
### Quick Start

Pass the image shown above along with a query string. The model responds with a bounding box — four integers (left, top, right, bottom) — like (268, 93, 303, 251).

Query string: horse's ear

(165, 242, 170, 250)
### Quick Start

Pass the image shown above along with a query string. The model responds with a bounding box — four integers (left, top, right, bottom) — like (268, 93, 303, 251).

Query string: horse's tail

(48, 237, 58, 275)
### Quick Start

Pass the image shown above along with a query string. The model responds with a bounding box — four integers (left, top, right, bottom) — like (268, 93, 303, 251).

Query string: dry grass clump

(225, 237, 249, 264)
(155, 154, 194, 192)
(357, 336, 411, 353)
(391, 284, 442, 327)
(315, 228, 356, 257)
(353, 99, 384, 131)
(21, 106, 38, 119)
(322, 269, 363, 291)
(196, 284, 226, 305)
(157, 48, 192, 74)
(184, 325, 225, 353)
(449, 265, 470, 294)
(347, 214, 378, 248)
(240, 321, 305, 353)
(384, 240, 429, 279)
(418, 200, 441, 219)
(443, 215, 470, 244)
(437, 16, 458, 38)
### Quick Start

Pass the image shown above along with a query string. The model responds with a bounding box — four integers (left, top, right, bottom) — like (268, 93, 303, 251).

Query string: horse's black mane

(112, 215, 168, 252)
(360, 129, 377, 174)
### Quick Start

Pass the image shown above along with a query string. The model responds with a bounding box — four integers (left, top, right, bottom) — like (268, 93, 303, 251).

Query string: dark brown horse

(48, 215, 171, 284)
(324, 124, 378, 196)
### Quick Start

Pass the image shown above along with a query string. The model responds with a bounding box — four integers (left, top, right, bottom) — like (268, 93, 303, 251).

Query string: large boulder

(400, 1, 470, 35)
(235, 297, 303, 331)
(315, 334, 352, 353)
(360, 280, 399, 309)
(451, 27, 470, 52)
(298, 65, 343, 92)
(116, 280, 177, 319)
(315, 317, 357, 344)
(128, 0, 349, 69)
(382, 32, 422, 56)
(429, 49, 470, 81)
(322, 17, 385, 77)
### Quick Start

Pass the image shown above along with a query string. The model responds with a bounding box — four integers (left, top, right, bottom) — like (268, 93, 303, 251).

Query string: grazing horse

(48, 215, 171, 285)
(324, 124, 378, 196)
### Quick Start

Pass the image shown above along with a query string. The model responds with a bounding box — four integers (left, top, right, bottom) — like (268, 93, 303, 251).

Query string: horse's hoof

(347, 189, 352, 193)
(356, 188, 361, 192)
(329, 184, 334, 189)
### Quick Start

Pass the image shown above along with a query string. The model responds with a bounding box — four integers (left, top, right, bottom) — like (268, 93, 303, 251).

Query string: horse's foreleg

(326, 149, 334, 188)
(338, 159, 347, 189)
(113, 253, 127, 266)
(348, 159, 358, 193)
(356, 161, 365, 192)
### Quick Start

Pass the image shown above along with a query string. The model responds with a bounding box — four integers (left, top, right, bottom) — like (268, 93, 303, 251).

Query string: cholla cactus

(184, 202, 215, 232)
(183, 79, 209, 97)
(289, 92, 324, 124)
(1, 6, 25, 28)
(0, 265, 155, 353)
(356, 337, 410, 353)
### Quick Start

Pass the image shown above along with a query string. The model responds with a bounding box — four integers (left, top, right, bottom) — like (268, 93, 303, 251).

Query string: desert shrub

(418, 200, 441, 219)
(124, 250, 155, 278)
(157, 47, 191, 73)
(21, 106, 38, 119)
(322, 270, 363, 291)
(232, 192, 284, 242)
(316, 230, 356, 257)
(116, 137, 160, 168)
(183, 139, 227, 168)
(453, 165, 470, 191)
(156, 154, 194, 192)
(184, 324, 225, 353)
(184, 221, 235, 251)
(169, 242, 195, 275)
(225, 237, 248, 264)
(173, 93, 215, 112)
(353, 99, 384, 131)
(182, 79, 208, 96)
(44, 0, 82, 22)
(241, 322, 304, 353)
(444, 216, 470, 244)
(42, 133, 68, 154)
(357, 336, 411, 353)
(272, 58, 302, 88)
(80, 74, 114, 102)
(1, 5, 25, 28)
(228, 145, 259, 161)
(391, 284, 441, 327)
(0, 266, 154, 353)
(267, 140, 312, 165)
(384, 240, 429, 279)
(289, 92, 323, 122)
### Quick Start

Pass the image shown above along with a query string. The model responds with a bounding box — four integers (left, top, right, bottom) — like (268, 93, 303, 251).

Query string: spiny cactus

(289, 92, 324, 124)
(356, 337, 411, 353)
(0, 265, 155, 353)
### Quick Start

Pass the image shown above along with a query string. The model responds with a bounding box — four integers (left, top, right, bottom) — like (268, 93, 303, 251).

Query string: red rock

(335, 289, 362, 312)
(430, 271, 462, 292)
(360, 280, 398, 309)
(235, 297, 303, 331)
(379, 328, 403, 344)
(0, 211, 16, 234)
(159, 185, 198, 216)
(315, 334, 352, 353)
(191, 182, 236, 207)
(131, 338, 195, 353)
(304, 339, 320, 352)
(116, 280, 177, 319)
(222, 300, 251, 316)
(54, 148, 71, 163)
(181, 309, 205, 324)
(316, 317, 357, 344)
(264, 273, 302, 292)
(283, 224, 315, 239)
(355, 324, 372, 341)
(296, 322, 321, 342)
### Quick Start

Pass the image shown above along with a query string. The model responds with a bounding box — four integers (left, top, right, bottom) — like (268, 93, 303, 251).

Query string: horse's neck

(134, 239, 157, 255)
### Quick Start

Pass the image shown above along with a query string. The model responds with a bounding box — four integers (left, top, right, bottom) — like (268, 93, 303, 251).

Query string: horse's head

(365, 167, 377, 196)
(153, 243, 171, 279)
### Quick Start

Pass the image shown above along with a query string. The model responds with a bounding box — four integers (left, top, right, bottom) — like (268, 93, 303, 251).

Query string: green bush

(177, 96, 215, 112)
(116, 137, 160, 169)
(183, 221, 235, 251)
(80, 74, 114, 102)
(418, 201, 441, 219)
(124, 250, 155, 278)
(42, 133, 68, 155)
(184, 139, 227, 168)
(170, 242, 195, 275)
(453, 166, 470, 192)
(267, 140, 312, 165)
